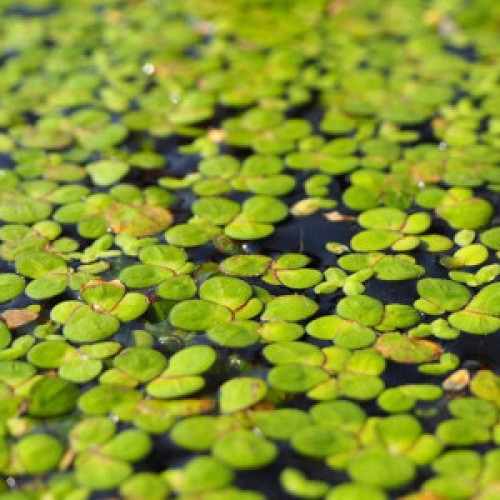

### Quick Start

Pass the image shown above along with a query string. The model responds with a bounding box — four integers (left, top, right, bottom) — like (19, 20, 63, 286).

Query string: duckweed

(0, 0, 500, 498)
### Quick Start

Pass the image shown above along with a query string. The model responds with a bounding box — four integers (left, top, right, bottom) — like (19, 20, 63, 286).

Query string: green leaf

(87, 160, 130, 186)
(415, 278, 471, 315)
(219, 377, 267, 413)
(169, 299, 232, 330)
(16, 434, 64, 474)
(348, 449, 415, 489)
(280, 468, 329, 499)
(75, 452, 132, 490)
(292, 425, 357, 458)
(262, 295, 318, 321)
(0, 274, 25, 303)
(212, 429, 277, 470)
(28, 376, 79, 417)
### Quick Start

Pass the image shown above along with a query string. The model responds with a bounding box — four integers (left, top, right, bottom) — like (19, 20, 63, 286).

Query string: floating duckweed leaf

(338, 253, 424, 281)
(448, 282, 500, 334)
(75, 453, 133, 490)
(435, 189, 494, 229)
(351, 208, 430, 251)
(252, 409, 311, 440)
(0, 274, 25, 303)
(375, 333, 443, 364)
(224, 195, 288, 240)
(350, 229, 401, 252)
(259, 321, 304, 342)
(78, 384, 141, 415)
(359, 208, 408, 230)
(337, 295, 384, 326)
(480, 227, 500, 250)
(15, 251, 67, 279)
(338, 372, 384, 400)
(199, 156, 240, 179)
(436, 419, 490, 446)
(263, 341, 324, 366)
(419, 352, 460, 376)
(219, 377, 267, 413)
(192, 197, 241, 225)
(431, 449, 482, 477)
(236, 185, 288, 215)
(207, 321, 260, 348)
(440, 244, 489, 269)
(27, 340, 76, 368)
(415, 278, 471, 315)
(448, 397, 497, 426)
(170, 416, 224, 452)
(450, 264, 500, 288)
(200, 276, 254, 311)
(348, 449, 415, 489)
(144, 345, 215, 399)
(146, 375, 205, 399)
(0, 360, 36, 387)
(15, 434, 64, 474)
(74, 427, 150, 489)
(220, 255, 272, 277)
(105, 202, 173, 237)
(292, 424, 357, 458)
(51, 280, 148, 343)
(87, 160, 130, 186)
(0, 190, 52, 224)
(262, 295, 318, 321)
(268, 364, 329, 393)
(454, 229, 476, 247)
(470, 371, 500, 405)
(280, 468, 330, 499)
(164, 345, 216, 376)
(4, 2, 500, 498)
(69, 417, 116, 451)
(166, 222, 220, 247)
(28, 376, 79, 417)
(378, 384, 442, 413)
(0, 322, 11, 351)
(120, 473, 169, 500)
(120, 244, 193, 288)
(101, 429, 151, 461)
(306, 315, 376, 349)
(113, 347, 167, 383)
(212, 429, 277, 470)
(169, 300, 232, 330)
(60, 359, 103, 383)
(326, 484, 387, 500)
(166, 456, 233, 493)
(310, 400, 366, 433)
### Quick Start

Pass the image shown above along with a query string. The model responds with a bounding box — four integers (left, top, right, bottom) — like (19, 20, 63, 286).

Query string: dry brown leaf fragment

(0, 309, 38, 328)
(324, 211, 356, 222)
(443, 369, 470, 391)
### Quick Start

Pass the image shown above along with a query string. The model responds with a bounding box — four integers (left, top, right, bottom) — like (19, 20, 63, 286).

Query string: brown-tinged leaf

(1, 309, 38, 328)
(105, 203, 173, 237)
(375, 332, 443, 364)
